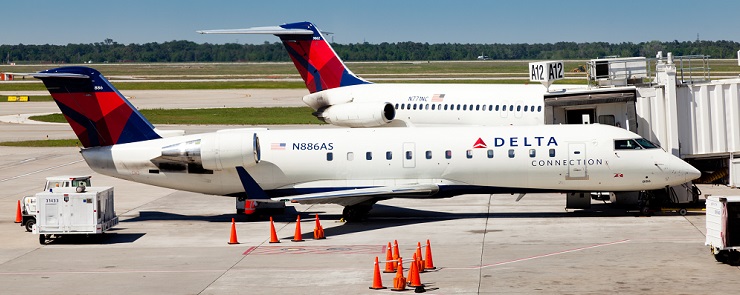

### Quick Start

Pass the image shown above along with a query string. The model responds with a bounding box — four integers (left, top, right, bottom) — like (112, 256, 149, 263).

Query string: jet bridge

(543, 52, 740, 204)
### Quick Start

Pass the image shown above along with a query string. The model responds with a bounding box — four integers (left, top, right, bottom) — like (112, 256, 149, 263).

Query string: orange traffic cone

(424, 239, 436, 270)
(383, 242, 395, 273)
(269, 216, 280, 243)
(391, 257, 406, 291)
(407, 253, 423, 288)
(392, 239, 400, 261)
(15, 200, 22, 223)
(291, 215, 304, 242)
(227, 218, 239, 244)
(369, 256, 386, 290)
(415, 242, 425, 272)
(313, 214, 325, 240)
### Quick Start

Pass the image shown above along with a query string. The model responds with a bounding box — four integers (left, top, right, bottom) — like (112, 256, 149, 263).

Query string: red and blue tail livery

(198, 21, 370, 93)
(34, 67, 160, 148)
(277, 22, 369, 93)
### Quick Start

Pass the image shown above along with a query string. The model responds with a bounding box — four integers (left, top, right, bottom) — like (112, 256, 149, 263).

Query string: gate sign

(529, 61, 564, 90)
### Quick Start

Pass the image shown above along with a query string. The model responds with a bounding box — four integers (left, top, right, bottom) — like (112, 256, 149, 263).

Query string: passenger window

(495, 105, 500, 111)
(456, 104, 461, 110)
(400, 104, 405, 110)
(487, 149, 494, 158)
(463, 105, 467, 111)
(413, 104, 417, 110)
(326, 152, 333, 161)
(466, 150, 473, 159)
(524, 105, 529, 112)
(502, 105, 507, 111)
(529, 149, 536, 157)
(508, 149, 515, 158)
(407, 103, 411, 110)
(445, 150, 452, 159)
(431, 104, 436, 110)
(537, 106, 542, 112)
(488, 105, 493, 111)
(509, 105, 514, 111)
(425, 104, 430, 110)
(469, 104, 474, 111)
(347, 152, 354, 161)
(406, 151, 413, 160)
(366, 152, 372, 160)
(476, 105, 480, 111)
(517, 105, 521, 112)
(386, 151, 393, 160)
(395, 103, 399, 109)
(549, 148, 555, 157)
(426, 151, 432, 159)
(444, 104, 448, 110)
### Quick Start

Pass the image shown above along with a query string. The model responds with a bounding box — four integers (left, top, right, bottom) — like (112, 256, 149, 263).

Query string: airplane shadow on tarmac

(117, 202, 698, 240)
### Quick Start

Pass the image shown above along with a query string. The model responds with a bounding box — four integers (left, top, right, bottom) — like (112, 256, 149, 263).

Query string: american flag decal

(271, 143, 286, 150)
(432, 94, 445, 102)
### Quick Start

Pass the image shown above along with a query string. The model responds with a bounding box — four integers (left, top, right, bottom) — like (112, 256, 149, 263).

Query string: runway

(0, 90, 739, 294)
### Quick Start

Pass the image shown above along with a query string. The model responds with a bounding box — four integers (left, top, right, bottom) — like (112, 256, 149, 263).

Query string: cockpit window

(634, 138, 659, 149)
(614, 139, 642, 150)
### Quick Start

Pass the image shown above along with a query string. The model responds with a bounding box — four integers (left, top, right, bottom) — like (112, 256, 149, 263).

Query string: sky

(3, 0, 740, 45)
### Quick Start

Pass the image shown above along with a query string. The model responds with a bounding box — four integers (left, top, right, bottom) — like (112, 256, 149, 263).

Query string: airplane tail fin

(198, 21, 370, 93)
(33, 66, 161, 148)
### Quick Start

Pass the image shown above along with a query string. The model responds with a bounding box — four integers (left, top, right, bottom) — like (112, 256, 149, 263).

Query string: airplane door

(403, 142, 416, 168)
(567, 143, 587, 179)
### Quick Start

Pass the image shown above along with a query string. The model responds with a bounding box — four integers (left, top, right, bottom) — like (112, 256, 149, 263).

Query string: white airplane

(198, 22, 563, 127)
(29, 66, 700, 220)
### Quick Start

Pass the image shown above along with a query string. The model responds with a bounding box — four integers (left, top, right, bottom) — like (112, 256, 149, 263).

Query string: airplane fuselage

(81, 124, 698, 202)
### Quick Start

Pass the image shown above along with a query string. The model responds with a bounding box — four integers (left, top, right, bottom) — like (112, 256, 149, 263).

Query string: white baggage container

(33, 186, 118, 244)
(705, 196, 740, 264)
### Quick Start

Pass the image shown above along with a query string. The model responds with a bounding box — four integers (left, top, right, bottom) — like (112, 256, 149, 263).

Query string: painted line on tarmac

(0, 269, 224, 276)
(0, 160, 84, 183)
(442, 239, 631, 270)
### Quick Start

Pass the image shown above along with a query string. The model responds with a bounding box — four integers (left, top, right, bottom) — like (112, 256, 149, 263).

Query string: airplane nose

(684, 162, 701, 182)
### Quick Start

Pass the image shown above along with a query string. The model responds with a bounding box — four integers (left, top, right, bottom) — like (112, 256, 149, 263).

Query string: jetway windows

(549, 148, 556, 157)
(347, 152, 354, 161)
(386, 151, 393, 160)
(425, 151, 432, 159)
(466, 150, 473, 159)
(445, 150, 452, 159)
(508, 149, 515, 158)
(366, 152, 372, 160)
(326, 152, 333, 161)
(529, 149, 536, 158)
(487, 149, 494, 158)
(598, 115, 616, 126)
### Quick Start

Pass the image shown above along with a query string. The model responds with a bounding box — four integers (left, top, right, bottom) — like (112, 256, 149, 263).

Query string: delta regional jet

(198, 22, 563, 128)
(29, 67, 699, 220)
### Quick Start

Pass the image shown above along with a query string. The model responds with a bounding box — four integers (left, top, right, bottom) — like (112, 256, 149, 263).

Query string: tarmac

(1, 92, 740, 294)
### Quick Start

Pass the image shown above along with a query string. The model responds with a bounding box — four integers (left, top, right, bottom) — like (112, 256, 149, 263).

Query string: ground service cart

(33, 186, 118, 244)
(705, 196, 740, 265)
(20, 176, 92, 232)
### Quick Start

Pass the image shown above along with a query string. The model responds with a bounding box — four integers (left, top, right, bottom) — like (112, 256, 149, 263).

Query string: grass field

(30, 107, 323, 125)
(0, 139, 80, 147)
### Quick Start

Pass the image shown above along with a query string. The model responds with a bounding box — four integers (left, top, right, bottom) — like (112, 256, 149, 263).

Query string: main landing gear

(342, 201, 376, 222)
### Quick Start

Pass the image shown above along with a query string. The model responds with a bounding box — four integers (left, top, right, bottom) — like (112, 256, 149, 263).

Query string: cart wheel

(24, 218, 35, 232)
(38, 234, 46, 245)
(640, 207, 651, 216)
(678, 208, 687, 216)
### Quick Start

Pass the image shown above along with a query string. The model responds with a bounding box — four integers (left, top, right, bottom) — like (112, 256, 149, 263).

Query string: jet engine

(314, 102, 395, 127)
(159, 131, 260, 171)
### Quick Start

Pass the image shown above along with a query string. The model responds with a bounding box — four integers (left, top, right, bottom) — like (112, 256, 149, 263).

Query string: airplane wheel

(679, 208, 688, 216)
(342, 205, 372, 222)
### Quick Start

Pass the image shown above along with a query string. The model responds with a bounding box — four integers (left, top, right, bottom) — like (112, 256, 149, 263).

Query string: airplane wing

(271, 183, 440, 206)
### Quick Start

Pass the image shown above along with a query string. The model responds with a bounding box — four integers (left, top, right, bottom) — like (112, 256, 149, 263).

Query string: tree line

(1, 39, 738, 63)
